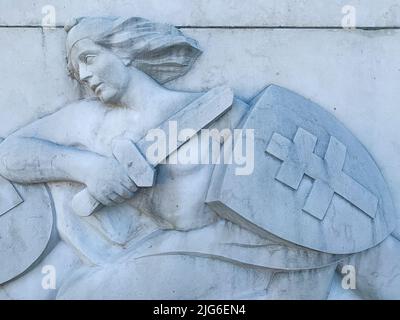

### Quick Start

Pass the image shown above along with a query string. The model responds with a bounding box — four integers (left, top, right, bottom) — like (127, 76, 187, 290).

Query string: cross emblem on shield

(265, 127, 378, 220)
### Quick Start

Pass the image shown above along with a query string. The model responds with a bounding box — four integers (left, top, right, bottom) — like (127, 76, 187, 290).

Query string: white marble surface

(0, 2, 399, 300)
(1, 0, 400, 27)
(1, 27, 399, 219)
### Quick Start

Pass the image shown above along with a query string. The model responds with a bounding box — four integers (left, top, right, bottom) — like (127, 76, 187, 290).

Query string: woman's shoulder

(44, 98, 109, 126)
(60, 98, 107, 114)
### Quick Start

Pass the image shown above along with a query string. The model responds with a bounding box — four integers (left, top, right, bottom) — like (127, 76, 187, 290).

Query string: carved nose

(78, 63, 92, 82)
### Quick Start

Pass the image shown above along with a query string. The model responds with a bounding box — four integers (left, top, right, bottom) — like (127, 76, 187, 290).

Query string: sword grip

(70, 86, 232, 217)
(71, 139, 155, 217)
(71, 189, 103, 217)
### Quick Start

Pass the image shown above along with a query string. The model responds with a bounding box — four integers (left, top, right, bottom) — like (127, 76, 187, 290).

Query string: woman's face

(70, 39, 130, 104)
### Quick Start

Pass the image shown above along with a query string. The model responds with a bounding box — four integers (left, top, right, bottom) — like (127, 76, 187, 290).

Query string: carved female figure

(0, 17, 399, 299)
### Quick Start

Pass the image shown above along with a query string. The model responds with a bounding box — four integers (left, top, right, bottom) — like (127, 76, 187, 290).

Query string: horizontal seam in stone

(0, 25, 399, 30)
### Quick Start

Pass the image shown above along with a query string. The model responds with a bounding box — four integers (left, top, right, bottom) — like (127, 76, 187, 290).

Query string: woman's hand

(84, 157, 137, 206)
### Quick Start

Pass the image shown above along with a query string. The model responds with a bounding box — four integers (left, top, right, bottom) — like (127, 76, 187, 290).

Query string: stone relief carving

(0, 16, 399, 299)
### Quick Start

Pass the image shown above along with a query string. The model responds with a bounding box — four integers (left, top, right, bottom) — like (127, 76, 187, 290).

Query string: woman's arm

(0, 100, 137, 205)
(0, 100, 104, 184)
(0, 135, 104, 184)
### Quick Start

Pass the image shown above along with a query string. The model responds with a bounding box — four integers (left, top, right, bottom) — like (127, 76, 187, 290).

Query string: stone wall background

(0, 1, 399, 223)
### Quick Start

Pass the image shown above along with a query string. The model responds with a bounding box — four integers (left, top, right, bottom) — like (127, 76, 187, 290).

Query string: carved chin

(97, 87, 120, 104)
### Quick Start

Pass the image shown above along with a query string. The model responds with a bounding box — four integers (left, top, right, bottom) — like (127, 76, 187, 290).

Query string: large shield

(0, 178, 55, 284)
(206, 85, 397, 254)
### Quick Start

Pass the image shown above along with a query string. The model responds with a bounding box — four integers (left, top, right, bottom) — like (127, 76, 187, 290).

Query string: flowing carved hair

(65, 16, 202, 83)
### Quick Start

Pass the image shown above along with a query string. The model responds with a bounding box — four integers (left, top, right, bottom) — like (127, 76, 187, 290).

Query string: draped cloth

(65, 16, 202, 84)
(0, 138, 24, 216)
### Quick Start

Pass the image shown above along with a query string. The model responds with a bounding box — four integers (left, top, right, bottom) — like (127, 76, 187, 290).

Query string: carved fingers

(84, 157, 138, 207)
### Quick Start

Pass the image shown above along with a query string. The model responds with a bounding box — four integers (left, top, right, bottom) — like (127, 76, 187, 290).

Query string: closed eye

(84, 55, 96, 64)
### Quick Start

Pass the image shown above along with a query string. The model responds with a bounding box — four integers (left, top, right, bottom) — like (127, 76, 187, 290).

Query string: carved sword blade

(72, 86, 234, 216)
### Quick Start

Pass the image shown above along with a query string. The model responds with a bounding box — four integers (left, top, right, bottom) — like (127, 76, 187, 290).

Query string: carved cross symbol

(265, 127, 378, 220)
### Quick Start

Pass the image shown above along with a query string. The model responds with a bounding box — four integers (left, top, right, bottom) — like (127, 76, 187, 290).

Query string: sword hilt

(71, 86, 233, 217)
(71, 139, 155, 217)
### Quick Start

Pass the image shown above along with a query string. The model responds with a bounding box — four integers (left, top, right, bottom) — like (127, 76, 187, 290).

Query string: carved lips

(91, 82, 103, 95)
